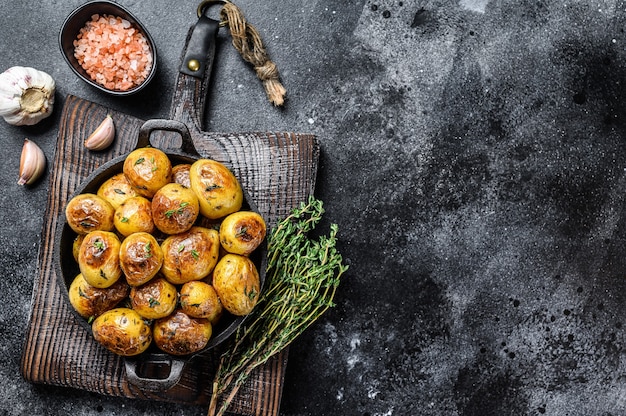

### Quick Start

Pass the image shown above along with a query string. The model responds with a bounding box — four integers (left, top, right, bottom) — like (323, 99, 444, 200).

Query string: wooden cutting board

(19, 91, 318, 414)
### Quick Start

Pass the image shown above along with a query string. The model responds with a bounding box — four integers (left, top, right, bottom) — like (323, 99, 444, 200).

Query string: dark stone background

(2, 0, 626, 415)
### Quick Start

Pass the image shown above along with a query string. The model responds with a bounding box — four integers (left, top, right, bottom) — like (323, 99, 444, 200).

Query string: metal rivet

(187, 59, 200, 72)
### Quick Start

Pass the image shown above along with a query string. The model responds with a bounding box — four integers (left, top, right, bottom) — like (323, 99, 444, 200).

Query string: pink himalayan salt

(73, 14, 153, 91)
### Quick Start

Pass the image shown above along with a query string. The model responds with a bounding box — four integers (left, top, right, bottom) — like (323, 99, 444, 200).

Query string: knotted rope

(219, 1, 286, 106)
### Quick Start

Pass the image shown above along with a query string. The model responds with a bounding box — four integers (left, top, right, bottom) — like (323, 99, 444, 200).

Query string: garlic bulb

(18, 139, 46, 185)
(85, 115, 115, 150)
(0, 66, 55, 126)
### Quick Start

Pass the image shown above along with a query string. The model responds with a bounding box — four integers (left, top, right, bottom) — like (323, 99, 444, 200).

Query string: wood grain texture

(20, 94, 318, 415)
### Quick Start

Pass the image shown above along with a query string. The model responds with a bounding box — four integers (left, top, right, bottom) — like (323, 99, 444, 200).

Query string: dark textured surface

(3, 0, 626, 415)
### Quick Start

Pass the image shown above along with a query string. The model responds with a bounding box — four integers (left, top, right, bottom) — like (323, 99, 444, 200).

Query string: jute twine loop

(220, 1, 286, 106)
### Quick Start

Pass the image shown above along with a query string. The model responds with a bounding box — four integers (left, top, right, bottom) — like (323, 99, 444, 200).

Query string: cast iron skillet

(54, 119, 267, 391)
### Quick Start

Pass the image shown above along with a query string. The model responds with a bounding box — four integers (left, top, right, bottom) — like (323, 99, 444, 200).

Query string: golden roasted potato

(219, 211, 266, 255)
(78, 230, 122, 288)
(153, 309, 212, 356)
(172, 164, 191, 188)
(65, 193, 115, 234)
(123, 147, 172, 198)
(160, 226, 220, 285)
(92, 308, 152, 356)
(212, 254, 260, 316)
(119, 232, 163, 286)
(180, 280, 222, 323)
(72, 234, 85, 262)
(68, 273, 130, 319)
(130, 277, 178, 319)
(114, 196, 155, 237)
(189, 159, 243, 219)
(152, 183, 200, 235)
(97, 172, 139, 209)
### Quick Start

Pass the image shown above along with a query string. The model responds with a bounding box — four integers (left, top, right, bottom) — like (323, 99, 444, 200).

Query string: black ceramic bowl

(59, 0, 157, 96)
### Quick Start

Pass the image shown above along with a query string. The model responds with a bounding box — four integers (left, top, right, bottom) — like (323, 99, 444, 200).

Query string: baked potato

(97, 172, 139, 209)
(172, 163, 191, 188)
(92, 307, 152, 356)
(65, 193, 115, 234)
(114, 196, 155, 237)
(153, 309, 212, 356)
(151, 183, 200, 235)
(129, 276, 178, 319)
(123, 147, 172, 198)
(78, 230, 122, 288)
(212, 253, 260, 316)
(160, 226, 220, 285)
(119, 232, 163, 286)
(219, 211, 266, 256)
(189, 159, 243, 219)
(68, 273, 130, 319)
(179, 280, 223, 323)
(72, 234, 85, 262)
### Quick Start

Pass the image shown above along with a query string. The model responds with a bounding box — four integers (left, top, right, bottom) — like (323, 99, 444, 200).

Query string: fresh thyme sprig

(207, 196, 348, 416)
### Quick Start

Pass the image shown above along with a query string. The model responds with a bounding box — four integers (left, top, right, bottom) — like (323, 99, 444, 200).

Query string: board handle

(168, 7, 220, 134)
(124, 354, 186, 392)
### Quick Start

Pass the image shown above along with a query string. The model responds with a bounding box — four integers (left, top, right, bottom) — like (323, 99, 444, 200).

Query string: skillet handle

(124, 353, 186, 392)
(137, 118, 200, 156)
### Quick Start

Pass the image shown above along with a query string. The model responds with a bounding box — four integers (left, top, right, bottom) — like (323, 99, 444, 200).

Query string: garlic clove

(84, 114, 115, 151)
(18, 139, 46, 186)
(0, 95, 20, 114)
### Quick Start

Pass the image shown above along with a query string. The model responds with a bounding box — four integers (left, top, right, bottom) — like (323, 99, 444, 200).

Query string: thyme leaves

(208, 197, 347, 416)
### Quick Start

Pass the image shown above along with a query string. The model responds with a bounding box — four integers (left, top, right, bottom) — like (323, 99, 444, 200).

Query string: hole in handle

(125, 354, 186, 392)
(136, 119, 200, 156)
